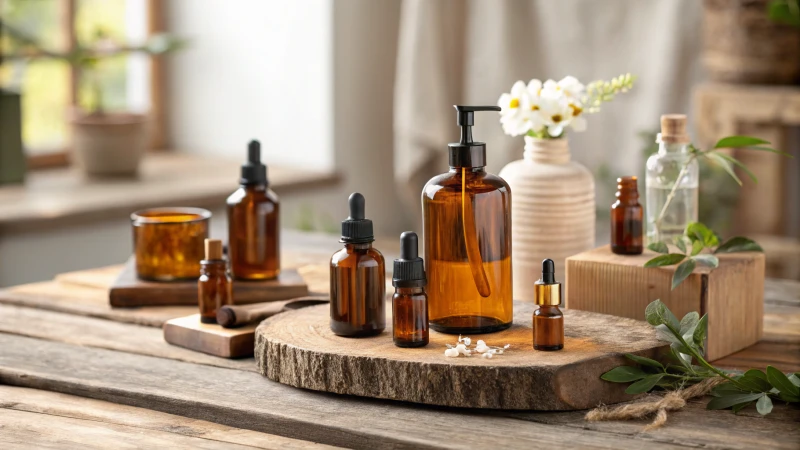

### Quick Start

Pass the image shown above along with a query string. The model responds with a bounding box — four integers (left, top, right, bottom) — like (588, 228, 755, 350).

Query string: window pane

(1, 0, 70, 153)
(75, 0, 129, 113)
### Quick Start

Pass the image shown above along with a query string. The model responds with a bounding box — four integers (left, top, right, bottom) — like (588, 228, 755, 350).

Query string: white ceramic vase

(499, 137, 595, 302)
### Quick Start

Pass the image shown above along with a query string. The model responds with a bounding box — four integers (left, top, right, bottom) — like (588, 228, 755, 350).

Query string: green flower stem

(653, 154, 696, 241)
(673, 331, 747, 390)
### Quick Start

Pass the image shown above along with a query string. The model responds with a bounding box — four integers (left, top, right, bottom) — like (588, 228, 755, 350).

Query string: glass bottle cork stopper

(205, 239, 223, 260)
(658, 114, 690, 144)
(534, 259, 561, 306)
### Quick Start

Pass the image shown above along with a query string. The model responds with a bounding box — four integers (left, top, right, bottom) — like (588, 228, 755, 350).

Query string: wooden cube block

(565, 245, 765, 360)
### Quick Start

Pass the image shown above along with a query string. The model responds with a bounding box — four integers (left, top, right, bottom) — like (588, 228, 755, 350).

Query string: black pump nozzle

(541, 259, 556, 284)
(393, 231, 426, 288)
(240, 140, 268, 185)
(340, 192, 374, 244)
(449, 105, 501, 167)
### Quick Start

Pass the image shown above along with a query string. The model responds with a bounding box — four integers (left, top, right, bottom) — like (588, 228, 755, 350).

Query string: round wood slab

(255, 301, 666, 410)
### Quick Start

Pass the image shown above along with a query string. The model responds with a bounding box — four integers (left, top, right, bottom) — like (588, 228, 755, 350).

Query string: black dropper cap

(449, 105, 501, 168)
(392, 231, 426, 288)
(240, 140, 268, 185)
(340, 192, 374, 244)
(541, 259, 556, 284)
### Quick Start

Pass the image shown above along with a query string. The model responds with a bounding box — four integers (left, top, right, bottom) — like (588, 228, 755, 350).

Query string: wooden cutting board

(110, 258, 309, 307)
(256, 301, 667, 411)
(163, 314, 257, 358)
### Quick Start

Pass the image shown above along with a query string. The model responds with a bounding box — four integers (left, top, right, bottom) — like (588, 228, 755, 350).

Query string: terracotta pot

(498, 137, 595, 302)
(703, 0, 800, 84)
(71, 113, 149, 177)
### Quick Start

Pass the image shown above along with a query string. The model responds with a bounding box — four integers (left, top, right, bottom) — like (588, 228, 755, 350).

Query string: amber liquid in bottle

(227, 184, 280, 280)
(533, 305, 563, 351)
(610, 176, 643, 255)
(330, 243, 386, 337)
(198, 240, 232, 324)
(393, 287, 428, 347)
(422, 167, 513, 334)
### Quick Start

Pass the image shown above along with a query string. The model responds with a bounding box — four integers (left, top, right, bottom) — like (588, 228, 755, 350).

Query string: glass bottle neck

(448, 166, 485, 173)
(395, 286, 425, 295)
(345, 242, 372, 251)
(658, 142, 690, 155)
(201, 260, 228, 275)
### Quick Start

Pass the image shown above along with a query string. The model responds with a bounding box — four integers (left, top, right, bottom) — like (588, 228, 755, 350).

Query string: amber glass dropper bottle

(330, 193, 386, 337)
(392, 231, 428, 348)
(198, 239, 233, 324)
(227, 140, 280, 280)
(610, 176, 643, 255)
(533, 259, 563, 351)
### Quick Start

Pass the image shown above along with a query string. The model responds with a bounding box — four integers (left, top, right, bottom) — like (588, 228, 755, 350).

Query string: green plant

(601, 300, 800, 416)
(645, 221, 763, 289)
(1, 18, 185, 114)
(768, 0, 800, 27)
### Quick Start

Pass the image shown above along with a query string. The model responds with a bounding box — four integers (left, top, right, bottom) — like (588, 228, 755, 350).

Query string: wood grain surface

(111, 258, 309, 307)
(163, 314, 258, 358)
(0, 333, 797, 449)
(256, 301, 667, 410)
(0, 386, 335, 449)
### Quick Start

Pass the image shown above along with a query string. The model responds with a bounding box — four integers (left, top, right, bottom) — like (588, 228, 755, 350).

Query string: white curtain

(394, 0, 704, 221)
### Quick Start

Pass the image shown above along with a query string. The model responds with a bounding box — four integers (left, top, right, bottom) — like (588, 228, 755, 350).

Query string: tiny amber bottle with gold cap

(533, 259, 563, 351)
(611, 176, 643, 255)
(198, 239, 233, 324)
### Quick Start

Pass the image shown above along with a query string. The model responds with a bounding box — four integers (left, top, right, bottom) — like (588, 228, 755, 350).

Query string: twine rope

(585, 377, 727, 431)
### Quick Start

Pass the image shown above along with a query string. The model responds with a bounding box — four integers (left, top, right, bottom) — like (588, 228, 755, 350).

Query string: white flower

(444, 348, 459, 357)
(474, 340, 489, 353)
(557, 76, 585, 99)
(537, 93, 572, 138)
(482, 352, 494, 359)
(455, 343, 471, 356)
(459, 335, 471, 346)
(498, 81, 535, 137)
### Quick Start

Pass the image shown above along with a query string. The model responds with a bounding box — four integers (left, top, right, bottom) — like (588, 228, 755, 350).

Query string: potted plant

(1, 20, 184, 176)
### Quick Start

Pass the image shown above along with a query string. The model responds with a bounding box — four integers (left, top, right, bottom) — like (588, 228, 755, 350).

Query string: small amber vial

(198, 239, 233, 324)
(611, 176, 643, 255)
(131, 207, 211, 281)
(227, 140, 280, 280)
(330, 193, 386, 337)
(392, 231, 428, 348)
(533, 259, 564, 351)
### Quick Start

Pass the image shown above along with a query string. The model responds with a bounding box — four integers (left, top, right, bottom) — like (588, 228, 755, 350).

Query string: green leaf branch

(645, 221, 763, 289)
(601, 300, 800, 416)
(582, 73, 636, 114)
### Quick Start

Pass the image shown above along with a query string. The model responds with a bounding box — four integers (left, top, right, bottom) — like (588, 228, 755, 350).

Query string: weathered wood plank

(0, 303, 256, 372)
(0, 333, 703, 450)
(0, 386, 333, 449)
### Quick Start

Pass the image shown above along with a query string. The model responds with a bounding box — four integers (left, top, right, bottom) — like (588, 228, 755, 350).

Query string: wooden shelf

(0, 153, 338, 233)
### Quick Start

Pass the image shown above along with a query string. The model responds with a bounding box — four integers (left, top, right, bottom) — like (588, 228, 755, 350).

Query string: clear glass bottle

(198, 239, 233, 324)
(645, 114, 699, 244)
(330, 193, 386, 337)
(422, 106, 512, 334)
(227, 140, 280, 280)
(392, 231, 428, 348)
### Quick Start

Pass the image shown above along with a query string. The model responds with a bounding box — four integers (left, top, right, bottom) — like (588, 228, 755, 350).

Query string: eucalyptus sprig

(602, 300, 800, 416)
(583, 73, 636, 113)
(645, 222, 763, 289)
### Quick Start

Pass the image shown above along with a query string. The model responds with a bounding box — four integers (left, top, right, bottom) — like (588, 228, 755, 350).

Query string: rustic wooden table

(0, 231, 797, 449)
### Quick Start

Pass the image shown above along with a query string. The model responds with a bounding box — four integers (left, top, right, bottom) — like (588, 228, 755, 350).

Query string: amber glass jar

(131, 207, 210, 281)
(422, 167, 512, 334)
(330, 242, 386, 337)
(227, 184, 280, 280)
(198, 239, 232, 324)
(610, 176, 643, 255)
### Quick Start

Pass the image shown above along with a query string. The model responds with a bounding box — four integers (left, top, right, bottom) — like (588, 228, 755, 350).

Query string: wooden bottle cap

(205, 239, 223, 260)
(659, 114, 690, 144)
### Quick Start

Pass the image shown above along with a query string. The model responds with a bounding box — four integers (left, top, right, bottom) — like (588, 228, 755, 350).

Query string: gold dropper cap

(534, 259, 562, 306)
(659, 114, 690, 144)
(205, 239, 223, 260)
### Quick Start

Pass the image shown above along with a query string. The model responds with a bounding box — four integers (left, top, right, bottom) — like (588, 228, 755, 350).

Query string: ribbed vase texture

(498, 138, 595, 302)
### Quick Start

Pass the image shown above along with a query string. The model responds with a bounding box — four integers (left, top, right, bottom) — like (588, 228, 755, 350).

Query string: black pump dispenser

(393, 231, 426, 288)
(541, 258, 556, 284)
(240, 140, 268, 185)
(449, 105, 501, 168)
(340, 192, 374, 244)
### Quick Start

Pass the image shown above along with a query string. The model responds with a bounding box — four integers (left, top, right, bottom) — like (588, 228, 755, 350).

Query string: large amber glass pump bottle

(422, 105, 513, 334)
